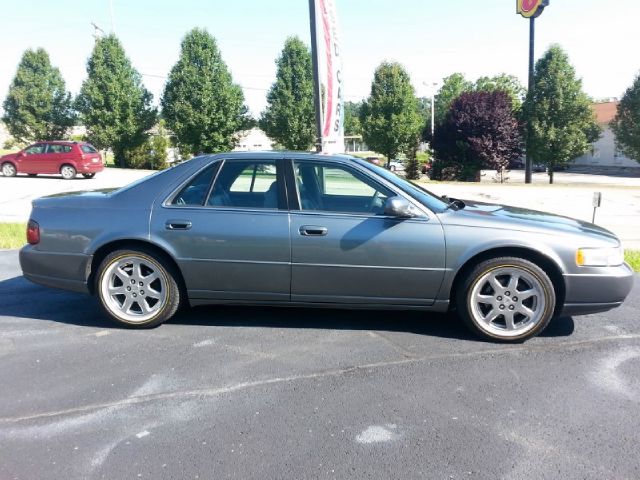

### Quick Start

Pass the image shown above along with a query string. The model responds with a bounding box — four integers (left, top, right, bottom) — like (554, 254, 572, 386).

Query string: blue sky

(1, 0, 639, 116)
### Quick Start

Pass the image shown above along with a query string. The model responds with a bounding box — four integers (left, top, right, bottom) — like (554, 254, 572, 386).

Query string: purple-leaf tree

(432, 90, 523, 182)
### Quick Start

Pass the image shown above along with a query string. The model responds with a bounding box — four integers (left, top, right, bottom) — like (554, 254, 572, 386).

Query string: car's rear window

(81, 144, 98, 153)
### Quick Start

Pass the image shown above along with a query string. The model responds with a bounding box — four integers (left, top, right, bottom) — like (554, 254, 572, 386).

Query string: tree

(432, 91, 522, 182)
(2, 48, 76, 143)
(360, 62, 422, 166)
(76, 34, 156, 167)
(344, 101, 363, 136)
(475, 74, 526, 112)
(162, 28, 246, 156)
(433, 73, 473, 128)
(522, 45, 601, 183)
(124, 120, 169, 170)
(612, 73, 640, 163)
(260, 36, 315, 150)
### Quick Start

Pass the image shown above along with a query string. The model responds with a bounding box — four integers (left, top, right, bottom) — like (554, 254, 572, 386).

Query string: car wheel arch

(87, 239, 188, 304)
(449, 246, 566, 316)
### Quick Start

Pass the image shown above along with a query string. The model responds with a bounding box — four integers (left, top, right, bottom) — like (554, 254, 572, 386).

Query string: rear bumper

(77, 162, 104, 173)
(560, 263, 634, 316)
(19, 246, 91, 294)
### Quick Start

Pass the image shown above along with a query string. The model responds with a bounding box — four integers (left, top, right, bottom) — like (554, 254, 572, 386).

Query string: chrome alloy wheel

(60, 165, 76, 179)
(469, 266, 546, 338)
(2, 163, 16, 177)
(99, 255, 168, 323)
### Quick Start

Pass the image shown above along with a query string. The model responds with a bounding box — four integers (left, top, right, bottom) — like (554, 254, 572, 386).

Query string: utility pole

(109, 0, 115, 33)
(91, 22, 105, 42)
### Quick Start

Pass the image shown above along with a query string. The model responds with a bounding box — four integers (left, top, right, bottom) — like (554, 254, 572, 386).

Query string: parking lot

(1, 249, 639, 479)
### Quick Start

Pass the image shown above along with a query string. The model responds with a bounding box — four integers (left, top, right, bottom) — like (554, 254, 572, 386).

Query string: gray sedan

(19, 152, 634, 342)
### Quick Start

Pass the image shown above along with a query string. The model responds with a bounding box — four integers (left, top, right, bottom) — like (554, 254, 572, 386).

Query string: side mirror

(384, 196, 418, 218)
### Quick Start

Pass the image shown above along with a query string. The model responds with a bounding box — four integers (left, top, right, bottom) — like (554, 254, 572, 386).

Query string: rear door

(152, 157, 291, 302)
(287, 158, 446, 306)
(43, 144, 65, 173)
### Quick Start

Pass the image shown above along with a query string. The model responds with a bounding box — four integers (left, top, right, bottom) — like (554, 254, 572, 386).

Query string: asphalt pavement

(0, 249, 639, 479)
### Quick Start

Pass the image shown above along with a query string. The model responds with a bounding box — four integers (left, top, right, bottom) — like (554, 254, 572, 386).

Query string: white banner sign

(314, 0, 344, 153)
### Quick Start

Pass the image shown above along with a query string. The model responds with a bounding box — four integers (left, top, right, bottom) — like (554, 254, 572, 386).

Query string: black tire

(82, 173, 96, 179)
(95, 248, 181, 328)
(28, 173, 37, 177)
(455, 256, 556, 342)
(60, 164, 76, 179)
(2, 162, 17, 177)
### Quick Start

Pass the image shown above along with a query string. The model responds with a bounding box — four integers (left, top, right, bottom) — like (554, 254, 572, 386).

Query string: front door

(288, 159, 446, 306)
(152, 157, 291, 302)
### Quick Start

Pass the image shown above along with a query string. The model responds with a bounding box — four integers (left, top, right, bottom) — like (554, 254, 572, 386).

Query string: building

(234, 128, 274, 151)
(573, 101, 639, 168)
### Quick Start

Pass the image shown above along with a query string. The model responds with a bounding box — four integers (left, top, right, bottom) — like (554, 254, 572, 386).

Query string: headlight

(576, 246, 624, 267)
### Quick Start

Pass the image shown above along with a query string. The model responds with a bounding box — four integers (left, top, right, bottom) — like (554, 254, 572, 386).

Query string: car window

(24, 144, 45, 155)
(46, 144, 64, 154)
(294, 161, 393, 215)
(81, 144, 98, 153)
(62, 145, 72, 153)
(207, 160, 279, 209)
(172, 165, 217, 206)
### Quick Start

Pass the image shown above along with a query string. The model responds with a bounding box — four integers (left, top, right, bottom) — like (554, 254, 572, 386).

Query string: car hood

(442, 199, 619, 242)
(0, 152, 18, 160)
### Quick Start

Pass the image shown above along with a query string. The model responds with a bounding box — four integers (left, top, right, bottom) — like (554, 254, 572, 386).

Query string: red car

(1, 141, 104, 179)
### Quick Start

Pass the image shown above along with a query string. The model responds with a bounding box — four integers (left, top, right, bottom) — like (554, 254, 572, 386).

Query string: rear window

(81, 144, 98, 153)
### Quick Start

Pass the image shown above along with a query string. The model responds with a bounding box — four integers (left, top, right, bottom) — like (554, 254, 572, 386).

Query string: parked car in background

(0, 141, 104, 179)
(421, 162, 432, 176)
(20, 152, 633, 342)
(388, 159, 405, 172)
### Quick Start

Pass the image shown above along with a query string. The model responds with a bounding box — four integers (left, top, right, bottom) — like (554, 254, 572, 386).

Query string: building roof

(593, 101, 619, 124)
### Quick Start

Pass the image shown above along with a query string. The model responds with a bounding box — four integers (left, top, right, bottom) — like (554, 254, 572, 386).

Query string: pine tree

(162, 28, 246, 156)
(522, 45, 601, 183)
(2, 48, 76, 143)
(360, 62, 422, 166)
(612, 73, 640, 163)
(260, 36, 315, 151)
(76, 34, 156, 167)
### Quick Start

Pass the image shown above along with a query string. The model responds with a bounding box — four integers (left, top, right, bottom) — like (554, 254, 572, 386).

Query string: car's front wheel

(456, 257, 556, 342)
(96, 249, 181, 328)
(60, 164, 76, 179)
(2, 162, 17, 177)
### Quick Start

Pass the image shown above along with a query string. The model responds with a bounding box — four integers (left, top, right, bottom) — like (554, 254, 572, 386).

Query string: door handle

(299, 225, 328, 236)
(165, 220, 192, 230)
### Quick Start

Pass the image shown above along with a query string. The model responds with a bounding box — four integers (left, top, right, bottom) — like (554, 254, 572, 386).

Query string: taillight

(27, 220, 40, 245)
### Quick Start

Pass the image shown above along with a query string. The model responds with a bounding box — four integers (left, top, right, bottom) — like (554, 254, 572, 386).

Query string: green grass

(0, 223, 26, 249)
(626, 250, 640, 272)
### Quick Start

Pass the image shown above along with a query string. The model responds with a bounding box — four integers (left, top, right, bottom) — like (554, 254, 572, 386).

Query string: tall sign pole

(308, 0, 323, 152)
(517, 0, 549, 183)
(309, 0, 345, 154)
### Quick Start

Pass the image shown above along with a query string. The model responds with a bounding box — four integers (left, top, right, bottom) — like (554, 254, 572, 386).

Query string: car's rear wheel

(82, 173, 96, 179)
(2, 162, 17, 177)
(96, 249, 181, 328)
(60, 164, 76, 179)
(456, 257, 556, 342)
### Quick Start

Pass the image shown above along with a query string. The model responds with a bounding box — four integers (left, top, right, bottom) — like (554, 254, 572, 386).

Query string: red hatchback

(1, 141, 104, 179)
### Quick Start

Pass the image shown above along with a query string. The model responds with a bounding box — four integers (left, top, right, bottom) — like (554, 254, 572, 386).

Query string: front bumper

(19, 245, 91, 294)
(560, 263, 634, 316)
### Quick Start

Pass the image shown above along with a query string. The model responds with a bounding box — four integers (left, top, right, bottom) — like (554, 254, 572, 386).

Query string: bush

(124, 135, 169, 170)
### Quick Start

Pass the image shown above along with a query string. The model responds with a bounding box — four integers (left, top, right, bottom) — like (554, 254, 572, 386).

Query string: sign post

(517, 0, 549, 184)
(308, 0, 344, 154)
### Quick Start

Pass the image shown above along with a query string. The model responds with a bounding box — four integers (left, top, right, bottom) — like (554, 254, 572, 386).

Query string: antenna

(91, 22, 105, 41)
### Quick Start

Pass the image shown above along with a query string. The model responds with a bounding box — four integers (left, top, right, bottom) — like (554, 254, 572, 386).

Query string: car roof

(207, 151, 359, 163)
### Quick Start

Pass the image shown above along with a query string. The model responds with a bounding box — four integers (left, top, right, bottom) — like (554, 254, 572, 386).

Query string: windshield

(350, 157, 449, 213)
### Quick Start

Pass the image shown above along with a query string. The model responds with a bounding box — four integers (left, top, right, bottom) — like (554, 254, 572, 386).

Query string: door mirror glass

(384, 196, 419, 218)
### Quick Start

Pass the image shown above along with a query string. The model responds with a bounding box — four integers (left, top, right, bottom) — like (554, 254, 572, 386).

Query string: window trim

(287, 158, 429, 220)
(164, 157, 289, 212)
